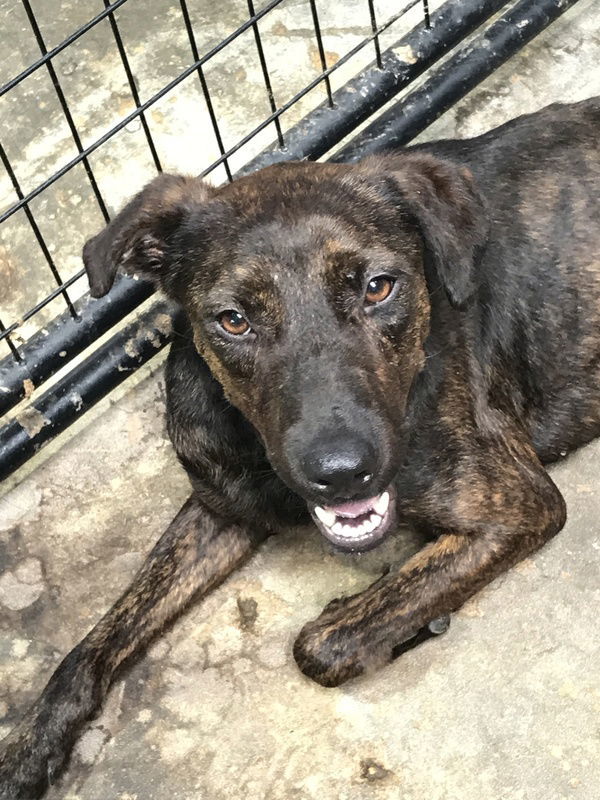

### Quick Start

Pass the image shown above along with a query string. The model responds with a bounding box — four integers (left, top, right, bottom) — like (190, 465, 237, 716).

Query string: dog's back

(414, 98, 600, 461)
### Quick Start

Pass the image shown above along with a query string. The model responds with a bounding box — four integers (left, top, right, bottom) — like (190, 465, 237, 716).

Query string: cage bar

(0, 319, 22, 362)
(308, 0, 334, 106)
(0, 141, 78, 319)
(20, 0, 110, 224)
(367, 0, 384, 69)
(247, 0, 285, 148)
(103, 0, 162, 173)
(422, 0, 431, 30)
(178, 0, 233, 182)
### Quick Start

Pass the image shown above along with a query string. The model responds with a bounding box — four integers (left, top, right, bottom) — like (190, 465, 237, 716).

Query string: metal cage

(0, 0, 579, 481)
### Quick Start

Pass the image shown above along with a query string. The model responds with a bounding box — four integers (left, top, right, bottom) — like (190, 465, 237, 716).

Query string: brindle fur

(1, 97, 599, 797)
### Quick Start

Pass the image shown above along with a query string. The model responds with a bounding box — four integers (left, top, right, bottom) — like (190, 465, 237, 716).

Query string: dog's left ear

(391, 153, 489, 310)
(83, 174, 216, 298)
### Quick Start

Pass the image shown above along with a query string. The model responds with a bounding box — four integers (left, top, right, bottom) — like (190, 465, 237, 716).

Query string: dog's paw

(293, 592, 453, 687)
(292, 596, 395, 688)
(293, 620, 371, 687)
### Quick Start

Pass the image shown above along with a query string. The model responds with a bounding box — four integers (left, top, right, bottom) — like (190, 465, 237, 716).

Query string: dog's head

(84, 156, 487, 551)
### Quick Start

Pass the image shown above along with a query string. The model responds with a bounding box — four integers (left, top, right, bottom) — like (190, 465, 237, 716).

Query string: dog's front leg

(294, 440, 567, 687)
(0, 495, 266, 799)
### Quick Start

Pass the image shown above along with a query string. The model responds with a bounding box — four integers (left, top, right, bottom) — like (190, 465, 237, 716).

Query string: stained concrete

(1, 1, 600, 799)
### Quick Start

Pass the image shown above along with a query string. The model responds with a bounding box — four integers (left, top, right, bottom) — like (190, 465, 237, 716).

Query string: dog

(0, 96, 599, 798)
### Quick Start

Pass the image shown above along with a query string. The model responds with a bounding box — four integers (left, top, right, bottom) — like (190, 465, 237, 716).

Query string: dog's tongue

(324, 496, 377, 518)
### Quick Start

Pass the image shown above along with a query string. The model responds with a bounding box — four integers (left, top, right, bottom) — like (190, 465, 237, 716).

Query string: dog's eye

(218, 310, 251, 336)
(365, 276, 395, 305)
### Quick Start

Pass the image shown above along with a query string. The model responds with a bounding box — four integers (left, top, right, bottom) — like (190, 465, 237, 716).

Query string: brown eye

(365, 276, 395, 305)
(218, 310, 251, 336)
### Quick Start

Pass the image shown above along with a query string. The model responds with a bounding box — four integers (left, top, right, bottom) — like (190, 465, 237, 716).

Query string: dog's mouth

(310, 486, 396, 552)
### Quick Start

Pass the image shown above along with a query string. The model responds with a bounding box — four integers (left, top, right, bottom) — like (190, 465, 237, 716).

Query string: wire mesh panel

(0, 0, 579, 480)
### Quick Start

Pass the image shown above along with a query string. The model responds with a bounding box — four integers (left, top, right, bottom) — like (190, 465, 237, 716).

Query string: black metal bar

(0, 0, 288, 227)
(0, 300, 175, 483)
(1, 0, 576, 482)
(20, 0, 110, 224)
(367, 0, 383, 70)
(0, 141, 78, 319)
(0, 0, 131, 98)
(309, 0, 334, 106)
(0, 0, 505, 416)
(0, 276, 153, 417)
(0, 319, 22, 362)
(248, 0, 284, 148)
(179, 0, 233, 182)
(333, 0, 580, 163)
(104, 0, 162, 173)
(422, 0, 431, 30)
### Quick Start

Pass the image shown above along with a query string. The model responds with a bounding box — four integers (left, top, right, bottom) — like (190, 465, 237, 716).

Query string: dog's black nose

(302, 435, 377, 497)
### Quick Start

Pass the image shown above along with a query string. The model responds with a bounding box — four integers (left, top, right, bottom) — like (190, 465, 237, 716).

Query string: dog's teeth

(373, 491, 390, 516)
(331, 521, 368, 539)
(315, 506, 336, 528)
(329, 517, 383, 541)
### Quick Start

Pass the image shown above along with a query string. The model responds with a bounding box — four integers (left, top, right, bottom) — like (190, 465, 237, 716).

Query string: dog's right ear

(83, 174, 215, 298)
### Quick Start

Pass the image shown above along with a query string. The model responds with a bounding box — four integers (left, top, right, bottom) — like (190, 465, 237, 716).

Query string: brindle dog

(1, 96, 599, 798)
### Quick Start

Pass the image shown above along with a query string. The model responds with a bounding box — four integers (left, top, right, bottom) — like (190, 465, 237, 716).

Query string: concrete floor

(1, 1, 600, 799)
